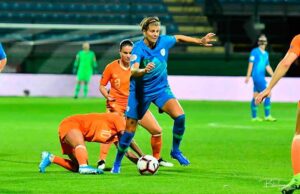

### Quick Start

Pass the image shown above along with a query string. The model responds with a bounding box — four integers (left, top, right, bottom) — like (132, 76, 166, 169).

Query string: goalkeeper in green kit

(73, 42, 98, 98)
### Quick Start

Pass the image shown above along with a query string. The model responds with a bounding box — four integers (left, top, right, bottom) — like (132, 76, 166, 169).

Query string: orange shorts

(58, 119, 81, 155)
(106, 101, 126, 116)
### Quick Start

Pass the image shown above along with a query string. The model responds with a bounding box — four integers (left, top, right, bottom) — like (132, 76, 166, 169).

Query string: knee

(174, 114, 185, 127)
(126, 118, 138, 132)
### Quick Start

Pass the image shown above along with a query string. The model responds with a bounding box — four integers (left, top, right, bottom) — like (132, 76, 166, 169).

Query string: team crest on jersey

(160, 48, 166, 56)
(130, 54, 137, 61)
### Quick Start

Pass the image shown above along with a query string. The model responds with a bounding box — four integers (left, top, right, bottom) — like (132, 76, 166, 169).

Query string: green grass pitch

(0, 97, 297, 193)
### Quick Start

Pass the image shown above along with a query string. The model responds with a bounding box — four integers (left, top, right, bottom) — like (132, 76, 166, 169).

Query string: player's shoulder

(107, 59, 119, 67)
(291, 34, 300, 43)
(250, 48, 257, 55)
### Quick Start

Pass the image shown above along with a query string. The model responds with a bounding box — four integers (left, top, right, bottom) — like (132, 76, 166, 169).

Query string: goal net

(0, 23, 166, 73)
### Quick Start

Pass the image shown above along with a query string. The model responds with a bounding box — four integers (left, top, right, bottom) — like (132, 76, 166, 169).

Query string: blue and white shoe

(79, 165, 103, 174)
(170, 150, 190, 166)
(39, 151, 52, 173)
(111, 163, 121, 174)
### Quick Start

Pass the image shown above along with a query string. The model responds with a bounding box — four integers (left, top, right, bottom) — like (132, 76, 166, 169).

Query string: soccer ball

(137, 155, 159, 175)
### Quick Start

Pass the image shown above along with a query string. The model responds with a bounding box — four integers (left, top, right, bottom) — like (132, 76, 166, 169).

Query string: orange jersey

(100, 60, 131, 113)
(58, 113, 125, 143)
(288, 34, 300, 57)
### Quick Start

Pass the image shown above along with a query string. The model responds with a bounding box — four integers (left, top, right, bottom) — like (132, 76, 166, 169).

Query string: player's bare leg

(282, 103, 300, 193)
(139, 110, 173, 167)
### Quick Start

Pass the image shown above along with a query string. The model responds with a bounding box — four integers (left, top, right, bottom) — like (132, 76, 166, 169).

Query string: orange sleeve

(288, 34, 300, 57)
(100, 64, 111, 86)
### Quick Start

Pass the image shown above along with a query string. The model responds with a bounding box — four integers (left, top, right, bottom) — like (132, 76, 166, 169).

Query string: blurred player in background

(0, 43, 7, 72)
(111, 16, 216, 173)
(245, 34, 276, 122)
(73, 42, 98, 98)
(38, 112, 128, 174)
(256, 34, 300, 194)
(98, 39, 173, 170)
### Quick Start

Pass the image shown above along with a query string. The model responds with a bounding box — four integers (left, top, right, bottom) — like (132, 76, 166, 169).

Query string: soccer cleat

(79, 165, 103, 174)
(170, 150, 190, 166)
(39, 151, 52, 173)
(97, 160, 106, 170)
(111, 163, 121, 174)
(158, 158, 174, 167)
(265, 115, 277, 122)
(282, 174, 300, 194)
(251, 117, 263, 122)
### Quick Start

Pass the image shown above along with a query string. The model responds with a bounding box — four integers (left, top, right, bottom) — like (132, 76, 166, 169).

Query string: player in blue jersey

(111, 16, 215, 173)
(0, 43, 7, 72)
(245, 34, 276, 122)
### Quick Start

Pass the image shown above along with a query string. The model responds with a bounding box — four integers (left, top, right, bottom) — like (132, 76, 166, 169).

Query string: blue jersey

(130, 35, 176, 97)
(0, 43, 6, 60)
(249, 47, 269, 81)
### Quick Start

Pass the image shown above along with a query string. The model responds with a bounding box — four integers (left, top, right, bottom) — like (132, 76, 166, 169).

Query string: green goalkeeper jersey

(74, 50, 97, 81)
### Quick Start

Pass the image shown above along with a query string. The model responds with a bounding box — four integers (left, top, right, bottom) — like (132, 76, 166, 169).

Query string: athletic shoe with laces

(265, 115, 277, 122)
(97, 160, 106, 170)
(170, 150, 190, 166)
(79, 165, 103, 174)
(111, 163, 121, 174)
(39, 151, 52, 173)
(282, 174, 300, 194)
(251, 117, 263, 122)
(158, 158, 174, 167)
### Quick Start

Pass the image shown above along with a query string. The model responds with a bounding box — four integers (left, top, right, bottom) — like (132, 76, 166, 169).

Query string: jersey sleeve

(0, 43, 6, 60)
(288, 35, 300, 57)
(249, 50, 256, 63)
(130, 46, 143, 67)
(100, 64, 111, 86)
(161, 35, 176, 49)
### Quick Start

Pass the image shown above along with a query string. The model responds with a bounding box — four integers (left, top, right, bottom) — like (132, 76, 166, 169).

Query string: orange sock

(74, 145, 88, 166)
(292, 135, 300, 175)
(151, 134, 162, 159)
(53, 156, 78, 172)
(99, 143, 112, 161)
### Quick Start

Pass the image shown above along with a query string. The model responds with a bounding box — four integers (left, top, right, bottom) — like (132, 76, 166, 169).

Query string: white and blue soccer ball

(137, 155, 159, 175)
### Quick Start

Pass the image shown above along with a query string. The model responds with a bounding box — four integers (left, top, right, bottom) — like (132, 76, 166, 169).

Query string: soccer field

(0, 97, 297, 194)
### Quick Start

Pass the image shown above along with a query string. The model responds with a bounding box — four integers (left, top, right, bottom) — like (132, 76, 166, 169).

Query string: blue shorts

(126, 87, 175, 120)
(253, 79, 267, 93)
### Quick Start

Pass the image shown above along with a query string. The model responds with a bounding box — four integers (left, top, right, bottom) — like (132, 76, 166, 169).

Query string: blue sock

(172, 114, 185, 152)
(264, 97, 271, 117)
(114, 131, 135, 166)
(251, 98, 258, 118)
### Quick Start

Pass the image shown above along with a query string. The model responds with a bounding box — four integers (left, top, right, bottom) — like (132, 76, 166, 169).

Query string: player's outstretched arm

(175, 33, 216, 46)
(256, 52, 298, 104)
(266, 65, 274, 77)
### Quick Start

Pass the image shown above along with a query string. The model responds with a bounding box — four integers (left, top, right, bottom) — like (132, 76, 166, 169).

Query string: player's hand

(245, 77, 249, 84)
(107, 95, 115, 102)
(144, 62, 155, 73)
(255, 88, 271, 105)
(201, 33, 216, 47)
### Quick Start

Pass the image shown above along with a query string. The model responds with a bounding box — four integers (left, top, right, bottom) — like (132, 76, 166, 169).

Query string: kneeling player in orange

(39, 113, 126, 174)
(98, 39, 173, 170)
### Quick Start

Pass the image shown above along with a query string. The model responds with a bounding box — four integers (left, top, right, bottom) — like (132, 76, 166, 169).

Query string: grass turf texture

(0, 97, 297, 194)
